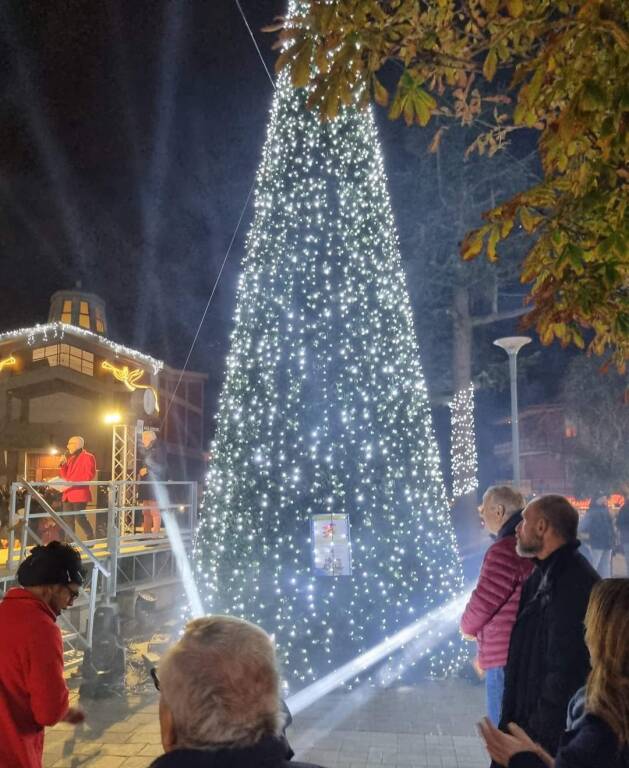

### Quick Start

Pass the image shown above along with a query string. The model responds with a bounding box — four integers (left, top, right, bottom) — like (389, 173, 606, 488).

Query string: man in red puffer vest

(59, 435, 96, 540)
(461, 485, 533, 725)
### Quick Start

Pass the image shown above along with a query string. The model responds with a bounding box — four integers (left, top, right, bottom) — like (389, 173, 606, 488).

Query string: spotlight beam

(154, 486, 204, 619)
(286, 589, 472, 716)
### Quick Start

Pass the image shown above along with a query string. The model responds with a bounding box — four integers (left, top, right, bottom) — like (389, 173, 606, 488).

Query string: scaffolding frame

(111, 423, 138, 535)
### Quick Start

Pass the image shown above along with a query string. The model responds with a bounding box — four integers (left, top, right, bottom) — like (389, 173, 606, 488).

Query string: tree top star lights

(193, 0, 465, 687)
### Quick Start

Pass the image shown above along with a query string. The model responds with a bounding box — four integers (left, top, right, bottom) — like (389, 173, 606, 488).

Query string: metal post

(191, 481, 198, 532)
(8, 483, 17, 572)
(86, 564, 99, 649)
(20, 493, 31, 563)
(508, 352, 520, 486)
(111, 424, 137, 536)
(106, 484, 119, 599)
(494, 336, 531, 488)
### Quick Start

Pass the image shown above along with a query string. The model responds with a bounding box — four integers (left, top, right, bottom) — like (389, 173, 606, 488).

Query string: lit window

(58, 344, 69, 367)
(31, 344, 93, 376)
(79, 301, 90, 329)
(95, 309, 104, 333)
(61, 299, 72, 324)
(564, 419, 577, 438)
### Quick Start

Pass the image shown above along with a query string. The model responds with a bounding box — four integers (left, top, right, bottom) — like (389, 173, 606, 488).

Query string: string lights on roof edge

(0, 322, 163, 374)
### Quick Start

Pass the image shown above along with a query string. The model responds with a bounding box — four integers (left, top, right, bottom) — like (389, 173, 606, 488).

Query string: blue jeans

(485, 666, 505, 726)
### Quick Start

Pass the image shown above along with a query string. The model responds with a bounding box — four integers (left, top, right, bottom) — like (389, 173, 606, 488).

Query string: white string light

(449, 385, 478, 498)
(193, 0, 465, 687)
(0, 322, 163, 374)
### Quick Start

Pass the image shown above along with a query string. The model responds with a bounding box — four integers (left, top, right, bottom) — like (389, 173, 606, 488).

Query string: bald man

(493, 495, 600, 763)
(59, 436, 95, 540)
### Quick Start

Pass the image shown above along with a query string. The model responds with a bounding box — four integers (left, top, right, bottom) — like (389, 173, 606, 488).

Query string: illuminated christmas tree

(194, 8, 464, 687)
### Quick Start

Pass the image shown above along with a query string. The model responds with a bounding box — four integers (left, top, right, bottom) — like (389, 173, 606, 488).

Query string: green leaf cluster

(272, 0, 629, 368)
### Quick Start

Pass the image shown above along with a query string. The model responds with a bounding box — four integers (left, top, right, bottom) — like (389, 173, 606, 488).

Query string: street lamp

(494, 336, 531, 487)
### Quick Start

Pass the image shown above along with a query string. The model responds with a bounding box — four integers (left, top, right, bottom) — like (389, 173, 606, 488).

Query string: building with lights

(0, 288, 207, 486)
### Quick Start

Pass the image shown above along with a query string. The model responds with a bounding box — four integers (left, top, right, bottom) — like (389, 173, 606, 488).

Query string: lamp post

(493, 336, 531, 487)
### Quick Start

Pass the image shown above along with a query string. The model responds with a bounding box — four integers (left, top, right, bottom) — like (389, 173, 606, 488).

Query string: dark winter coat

(580, 504, 615, 549)
(495, 542, 600, 760)
(617, 501, 629, 545)
(460, 512, 533, 669)
(138, 439, 169, 502)
(509, 688, 629, 768)
(149, 735, 324, 768)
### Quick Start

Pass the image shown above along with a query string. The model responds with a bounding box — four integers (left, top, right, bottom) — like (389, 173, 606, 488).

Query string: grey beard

(516, 539, 542, 558)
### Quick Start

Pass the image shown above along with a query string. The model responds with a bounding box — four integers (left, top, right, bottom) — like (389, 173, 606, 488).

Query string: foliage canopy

(270, 0, 629, 368)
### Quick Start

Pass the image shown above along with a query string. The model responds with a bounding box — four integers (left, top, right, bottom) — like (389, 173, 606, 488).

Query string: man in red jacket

(59, 435, 95, 540)
(0, 542, 86, 768)
(460, 485, 533, 725)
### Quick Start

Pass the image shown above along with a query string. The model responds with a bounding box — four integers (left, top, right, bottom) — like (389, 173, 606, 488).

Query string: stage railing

(2, 478, 197, 650)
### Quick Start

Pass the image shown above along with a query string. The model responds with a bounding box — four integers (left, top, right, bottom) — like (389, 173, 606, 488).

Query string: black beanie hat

(17, 542, 85, 588)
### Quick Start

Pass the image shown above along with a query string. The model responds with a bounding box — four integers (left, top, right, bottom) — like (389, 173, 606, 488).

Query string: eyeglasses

(150, 667, 160, 691)
(64, 585, 81, 601)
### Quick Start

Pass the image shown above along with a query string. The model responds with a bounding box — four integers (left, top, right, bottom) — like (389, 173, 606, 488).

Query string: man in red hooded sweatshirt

(59, 434, 96, 540)
(0, 542, 86, 768)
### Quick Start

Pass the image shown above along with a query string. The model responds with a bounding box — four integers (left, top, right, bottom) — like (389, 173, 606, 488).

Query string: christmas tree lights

(450, 385, 479, 498)
(194, 1, 465, 687)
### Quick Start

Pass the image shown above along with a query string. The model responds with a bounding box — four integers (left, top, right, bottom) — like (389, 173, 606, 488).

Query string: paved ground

(44, 677, 488, 768)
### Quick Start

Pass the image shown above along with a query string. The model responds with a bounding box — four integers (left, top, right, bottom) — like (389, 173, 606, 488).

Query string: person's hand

(471, 655, 485, 680)
(478, 718, 553, 767)
(62, 706, 86, 725)
(461, 631, 476, 641)
(139, 467, 148, 478)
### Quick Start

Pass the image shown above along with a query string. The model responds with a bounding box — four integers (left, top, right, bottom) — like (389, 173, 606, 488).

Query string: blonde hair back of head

(585, 578, 629, 746)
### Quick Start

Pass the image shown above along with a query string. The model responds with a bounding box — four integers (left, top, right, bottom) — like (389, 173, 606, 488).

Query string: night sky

(1, 0, 284, 383)
(0, 0, 575, 482)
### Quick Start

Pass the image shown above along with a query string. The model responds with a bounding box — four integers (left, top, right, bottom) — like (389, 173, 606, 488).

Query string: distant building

(493, 403, 577, 497)
(0, 289, 207, 485)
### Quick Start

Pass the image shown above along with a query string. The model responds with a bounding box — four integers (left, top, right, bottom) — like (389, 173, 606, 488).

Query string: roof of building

(0, 322, 163, 374)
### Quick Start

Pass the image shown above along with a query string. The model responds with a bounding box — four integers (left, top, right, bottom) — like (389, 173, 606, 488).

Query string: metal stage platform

(0, 479, 197, 661)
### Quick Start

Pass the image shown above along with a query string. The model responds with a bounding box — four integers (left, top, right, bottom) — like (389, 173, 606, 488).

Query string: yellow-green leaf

(461, 228, 487, 260)
(403, 96, 415, 126)
(506, 0, 524, 17)
(292, 40, 313, 88)
(501, 219, 515, 238)
(520, 207, 543, 233)
(483, 49, 498, 82)
(487, 226, 501, 262)
(389, 92, 404, 121)
(373, 76, 389, 108)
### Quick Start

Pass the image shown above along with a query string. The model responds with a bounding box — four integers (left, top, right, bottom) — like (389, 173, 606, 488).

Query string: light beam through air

(286, 589, 472, 716)
(153, 484, 204, 619)
(156, 482, 471, 716)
